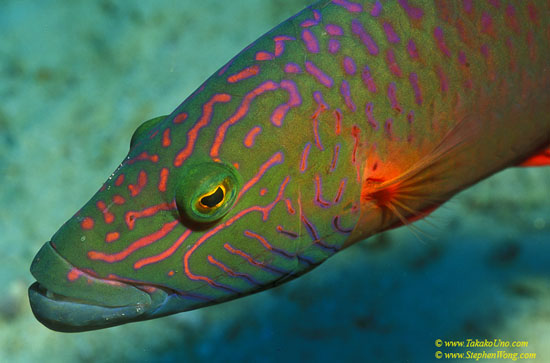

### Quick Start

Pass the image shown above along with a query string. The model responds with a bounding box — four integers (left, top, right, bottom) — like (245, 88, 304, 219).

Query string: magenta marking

(300, 143, 311, 173)
(351, 19, 379, 55)
(332, 0, 363, 13)
(305, 61, 334, 88)
(365, 102, 379, 129)
(276, 225, 299, 239)
(243, 126, 262, 148)
(361, 66, 377, 93)
(371, 1, 382, 16)
(387, 83, 402, 113)
(407, 110, 414, 124)
(435, 66, 449, 93)
(398, 0, 424, 21)
(274, 35, 295, 57)
(313, 118, 324, 151)
(300, 214, 338, 252)
(224, 243, 286, 275)
(434, 27, 451, 57)
(480, 43, 490, 59)
(527, 4, 539, 26)
(407, 39, 420, 60)
(343, 56, 357, 75)
(334, 109, 342, 135)
(462, 0, 473, 14)
(384, 118, 393, 138)
(301, 9, 322, 27)
(385, 49, 402, 77)
(333, 178, 347, 203)
(255, 51, 274, 61)
(481, 12, 494, 36)
(314, 174, 331, 208)
(408, 72, 422, 105)
(284, 62, 302, 74)
(383, 22, 400, 43)
(333, 216, 354, 234)
(458, 50, 468, 66)
(325, 24, 344, 36)
(330, 144, 340, 172)
(505, 5, 520, 34)
(312, 90, 329, 118)
(207, 255, 259, 286)
(340, 80, 356, 112)
(302, 29, 320, 53)
(488, 0, 501, 9)
(328, 39, 340, 53)
(245, 231, 295, 259)
(270, 80, 302, 127)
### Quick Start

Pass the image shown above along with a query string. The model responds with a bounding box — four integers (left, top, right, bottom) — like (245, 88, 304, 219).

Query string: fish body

(29, 0, 550, 332)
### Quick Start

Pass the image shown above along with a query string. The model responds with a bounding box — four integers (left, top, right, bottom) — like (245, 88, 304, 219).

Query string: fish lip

(28, 241, 169, 332)
(28, 281, 154, 332)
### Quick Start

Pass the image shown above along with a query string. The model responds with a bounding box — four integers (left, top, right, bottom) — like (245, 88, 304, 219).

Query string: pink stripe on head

(370, 1, 382, 16)
(328, 39, 340, 54)
(365, 102, 379, 129)
(408, 72, 422, 105)
(398, 0, 424, 20)
(433, 27, 451, 57)
(302, 29, 319, 53)
(305, 61, 334, 88)
(351, 19, 379, 55)
(343, 56, 357, 75)
(361, 65, 377, 93)
(284, 62, 302, 74)
(407, 39, 419, 60)
(325, 24, 344, 36)
(462, 0, 473, 14)
(244, 126, 262, 148)
(332, 0, 363, 13)
(383, 22, 400, 43)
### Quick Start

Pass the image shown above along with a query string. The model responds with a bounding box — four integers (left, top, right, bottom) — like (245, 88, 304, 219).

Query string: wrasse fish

(29, 0, 550, 332)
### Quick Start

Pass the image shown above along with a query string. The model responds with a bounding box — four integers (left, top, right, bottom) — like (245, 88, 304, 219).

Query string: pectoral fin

(517, 145, 550, 167)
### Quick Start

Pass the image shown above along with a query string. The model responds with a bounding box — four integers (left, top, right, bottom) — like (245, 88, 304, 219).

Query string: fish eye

(198, 184, 226, 210)
(175, 162, 241, 226)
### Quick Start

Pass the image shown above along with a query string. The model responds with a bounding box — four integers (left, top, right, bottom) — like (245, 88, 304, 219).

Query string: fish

(29, 0, 550, 332)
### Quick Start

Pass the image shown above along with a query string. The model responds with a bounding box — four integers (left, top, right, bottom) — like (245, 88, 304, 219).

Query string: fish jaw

(28, 241, 182, 332)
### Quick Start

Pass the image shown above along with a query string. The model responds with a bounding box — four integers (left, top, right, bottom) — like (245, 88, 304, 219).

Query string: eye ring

(197, 183, 227, 212)
(175, 161, 241, 226)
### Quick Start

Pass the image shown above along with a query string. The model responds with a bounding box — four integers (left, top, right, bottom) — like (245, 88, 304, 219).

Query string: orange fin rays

(517, 145, 550, 167)
(361, 114, 482, 235)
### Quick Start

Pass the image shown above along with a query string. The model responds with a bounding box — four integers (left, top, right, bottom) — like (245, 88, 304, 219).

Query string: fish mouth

(28, 242, 175, 332)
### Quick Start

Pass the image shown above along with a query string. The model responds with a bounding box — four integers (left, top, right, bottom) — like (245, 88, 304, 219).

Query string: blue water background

(1, 1, 549, 362)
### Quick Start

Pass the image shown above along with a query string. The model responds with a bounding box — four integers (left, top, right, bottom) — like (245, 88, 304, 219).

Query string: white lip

(28, 241, 174, 332)
(28, 281, 156, 332)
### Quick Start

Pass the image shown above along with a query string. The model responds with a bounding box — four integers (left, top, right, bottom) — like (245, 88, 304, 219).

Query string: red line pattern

(128, 170, 147, 197)
(125, 201, 177, 230)
(227, 65, 260, 83)
(237, 152, 284, 203)
(174, 93, 231, 167)
(183, 177, 290, 286)
(88, 220, 179, 263)
(210, 81, 279, 158)
(133, 229, 191, 269)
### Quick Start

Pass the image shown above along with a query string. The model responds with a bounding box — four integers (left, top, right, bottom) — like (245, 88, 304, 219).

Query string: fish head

(29, 58, 363, 332)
